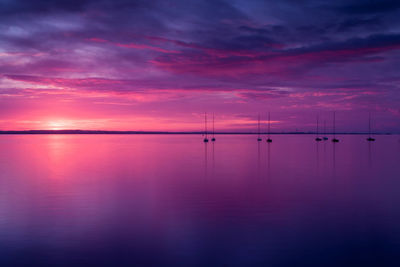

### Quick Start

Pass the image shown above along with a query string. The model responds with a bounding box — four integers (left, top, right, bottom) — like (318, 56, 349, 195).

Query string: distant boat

(257, 114, 262, 141)
(211, 113, 216, 142)
(322, 120, 328, 140)
(367, 112, 375, 142)
(332, 111, 339, 143)
(315, 115, 322, 141)
(203, 112, 209, 142)
(266, 112, 272, 143)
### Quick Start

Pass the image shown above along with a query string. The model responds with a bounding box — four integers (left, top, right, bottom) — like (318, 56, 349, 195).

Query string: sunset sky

(0, 0, 399, 132)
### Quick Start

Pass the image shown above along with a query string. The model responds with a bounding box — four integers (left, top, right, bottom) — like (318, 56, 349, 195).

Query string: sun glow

(47, 120, 72, 130)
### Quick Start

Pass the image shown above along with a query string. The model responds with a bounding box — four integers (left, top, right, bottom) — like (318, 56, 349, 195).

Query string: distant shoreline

(0, 130, 397, 135)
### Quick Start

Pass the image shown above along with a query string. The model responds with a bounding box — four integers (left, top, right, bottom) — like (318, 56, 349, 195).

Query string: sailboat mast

(368, 112, 371, 137)
(258, 114, 261, 138)
(205, 112, 207, 138)
(316, 115, 319, 137)
(268, 112, 271, 139)
(212, 113, 215, 138)
(333, 111, 336, 138)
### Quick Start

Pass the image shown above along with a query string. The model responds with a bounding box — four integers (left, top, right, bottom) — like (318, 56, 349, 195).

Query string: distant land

(0, 130, 396, 135)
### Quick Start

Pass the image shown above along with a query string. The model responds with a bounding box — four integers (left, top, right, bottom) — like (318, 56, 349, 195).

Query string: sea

(0, 134, 399, 266)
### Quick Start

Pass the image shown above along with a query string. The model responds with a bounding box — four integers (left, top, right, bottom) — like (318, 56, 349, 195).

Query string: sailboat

(211, 113, 216, 142)
(332, 111, 339, 143)
(323, 120, 328, 140)
(315, 115, 322, 141)
(367, 112, 375, 141)
(203, 112, 209, 142)
(257, 114, 262, 141)
(266, 112, 272, 143)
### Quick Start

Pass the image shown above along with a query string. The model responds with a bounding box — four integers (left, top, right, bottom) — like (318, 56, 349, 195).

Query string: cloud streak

(0, 0, 399, 132)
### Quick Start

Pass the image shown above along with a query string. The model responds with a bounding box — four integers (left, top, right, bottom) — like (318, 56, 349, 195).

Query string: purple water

(0, 134, 400, 266)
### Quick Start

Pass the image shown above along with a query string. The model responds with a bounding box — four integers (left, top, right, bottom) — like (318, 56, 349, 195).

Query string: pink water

(0, 134, 399, 266)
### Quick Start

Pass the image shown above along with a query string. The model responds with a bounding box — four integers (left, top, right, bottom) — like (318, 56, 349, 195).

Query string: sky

(0, 0, 399, 132)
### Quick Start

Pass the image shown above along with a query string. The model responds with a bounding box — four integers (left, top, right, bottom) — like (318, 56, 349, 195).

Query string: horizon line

(0, 130, 398, 135)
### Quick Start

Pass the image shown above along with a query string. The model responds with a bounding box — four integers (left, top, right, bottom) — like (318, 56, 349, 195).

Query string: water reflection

(323, 140, 328, 174)
(0, 134, 399, 266)
(257, 142, 261, 178)
(266, 141, 271, 180)
(255, 141, 272, 180)
(204, 141, 208, 178)
(204, 141, 216, 178)
(212, 141, 215, 174)
(315, 141, 320, 175)
(332, 141, 337, 177)
(368, 141, 373, 168)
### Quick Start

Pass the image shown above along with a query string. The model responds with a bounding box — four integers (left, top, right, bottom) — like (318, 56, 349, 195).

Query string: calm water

(0, 134, 400, 266)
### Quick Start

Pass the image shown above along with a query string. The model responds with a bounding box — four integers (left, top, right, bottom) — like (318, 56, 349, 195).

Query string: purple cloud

(0, 0, 399, 132)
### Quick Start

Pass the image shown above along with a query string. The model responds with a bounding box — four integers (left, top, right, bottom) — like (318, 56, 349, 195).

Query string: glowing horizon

(0, 0, 399, 133)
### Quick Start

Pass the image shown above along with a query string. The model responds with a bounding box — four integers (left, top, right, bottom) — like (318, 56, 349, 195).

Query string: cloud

(337, 0, 400, 14)
(152, 33, 400, 79)
(0, 0, 399, 131)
